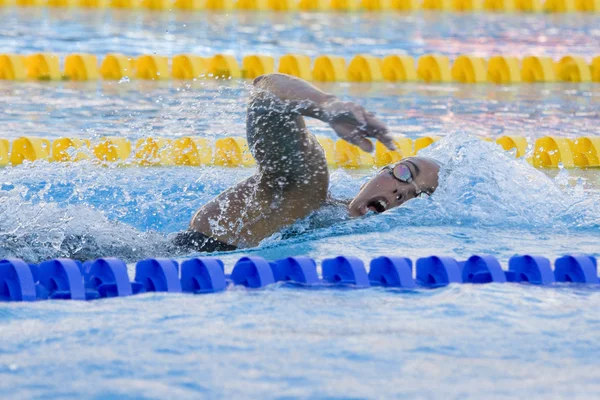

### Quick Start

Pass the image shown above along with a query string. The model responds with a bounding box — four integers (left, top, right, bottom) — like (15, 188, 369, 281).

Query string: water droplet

(118, 76, 130, 84)
(558, 162, 564, 169)
(156, 72, 161, 76)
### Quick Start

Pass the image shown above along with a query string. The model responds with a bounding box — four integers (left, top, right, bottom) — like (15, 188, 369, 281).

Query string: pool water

(1, 9, 600, 399)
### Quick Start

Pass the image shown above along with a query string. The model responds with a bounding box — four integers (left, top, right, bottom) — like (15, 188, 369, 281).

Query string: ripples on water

(1, 11, 600, 398)
(1, 8, 600, 58)
(0, 82, 599, 263)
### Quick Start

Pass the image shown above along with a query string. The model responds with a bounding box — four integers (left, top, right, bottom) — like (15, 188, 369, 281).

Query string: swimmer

(174, 73, 440, 252)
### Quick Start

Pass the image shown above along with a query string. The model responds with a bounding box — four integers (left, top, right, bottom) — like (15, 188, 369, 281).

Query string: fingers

(364, 113, 395, 151)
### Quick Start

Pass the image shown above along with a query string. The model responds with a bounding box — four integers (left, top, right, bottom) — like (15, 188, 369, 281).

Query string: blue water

(1, 10, 600, 399)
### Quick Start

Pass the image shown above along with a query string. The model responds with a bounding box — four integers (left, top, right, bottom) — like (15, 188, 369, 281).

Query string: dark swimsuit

(172, 230, 237, 253)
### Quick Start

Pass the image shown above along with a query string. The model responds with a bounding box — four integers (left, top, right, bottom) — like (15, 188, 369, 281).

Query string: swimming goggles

(382, 162, 430, 198)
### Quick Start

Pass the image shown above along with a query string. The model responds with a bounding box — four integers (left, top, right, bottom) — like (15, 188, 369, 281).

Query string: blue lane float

(37, 258, 86, 300)
(231, 256, 275, 288)
(83, 258, 132, 299)
(272, 256, 319, 284)
(554, 255, 598, 284)
(0, 253, 598, 302)
(416, 256, 462, 287)
(322, 256, 370, 288)
(369, 256, 415, 288)
(461, 255, 506, 284)
(181, 257, 227, 293)
(507, 255, 555, 285)
(134, 258, 182, 293)
(0, 259, 36, 302)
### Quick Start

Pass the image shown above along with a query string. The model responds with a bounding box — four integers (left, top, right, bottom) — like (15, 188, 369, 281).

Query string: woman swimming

(174, 73, 440, 252)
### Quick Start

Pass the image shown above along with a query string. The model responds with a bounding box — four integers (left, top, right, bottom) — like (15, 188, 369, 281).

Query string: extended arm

(189, 73, 393, 248)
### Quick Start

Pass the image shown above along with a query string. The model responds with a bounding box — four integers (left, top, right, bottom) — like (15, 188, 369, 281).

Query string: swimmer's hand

(323, 99, 395, 153)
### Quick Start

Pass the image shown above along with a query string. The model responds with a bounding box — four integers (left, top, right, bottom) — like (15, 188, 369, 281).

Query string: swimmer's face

(348, 157, 440, 217)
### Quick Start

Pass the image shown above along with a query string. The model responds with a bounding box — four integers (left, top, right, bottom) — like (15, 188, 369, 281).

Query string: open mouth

(367, 198, 388, 213)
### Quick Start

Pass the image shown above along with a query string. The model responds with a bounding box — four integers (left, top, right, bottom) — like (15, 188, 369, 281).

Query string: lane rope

(1, 254, 597, 302)
(1, 135, 599, 169)
(0, 0, 598, 12)
(1, 53, 600, 83)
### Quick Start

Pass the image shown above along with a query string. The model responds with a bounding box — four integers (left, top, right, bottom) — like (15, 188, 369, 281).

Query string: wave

(0, 133, 598, 262)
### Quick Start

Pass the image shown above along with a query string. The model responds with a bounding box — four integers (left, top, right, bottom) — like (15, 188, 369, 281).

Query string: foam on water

(1, 134, 598, 263)
(265, 133, 600, 248)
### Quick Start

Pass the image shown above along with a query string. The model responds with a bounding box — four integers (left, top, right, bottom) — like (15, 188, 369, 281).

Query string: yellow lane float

(422, 0, 451, 10)
(496, 136, 528, 158)
(556, 56, 591, 82)
(52, 138, 91, 162)
(48, 0, 78, 5)
(374, 137, 413, 167)
(575, 0, 599, 10)
(335, 141, 374, 168)
(330, 0, 361, 10)
(134, 138, 174, 166)
(99, 54, 134, 80)
(110, 0, 141, 7)
(381, 55, 416, 82)
(483, 0, 516, 11)
(452, 0, 482, 10)
(237, 0, 268, 9)
(593, 57, 600, 82)
(347, 55, 383, 83)
(205, 0, 234, 9)
(10, 137, 51, 165)
(172, 55, 209, 80)
(169, 137, 213, 166)
(64, 54, 99, 81)
(316, 136, 336, 166)
(0, 139, 10, 167)
(79, 0, 111, 7)
(278, 54, 312, 81)
(391, 0, 419, 8)
(486, 56, 521, 84)
(532, 136, 575, 168)
(298, 0, 328, 10)
(0, 54, 26, 80)
(414, 136, 440, 154)
(521, 56, 556, 83)
(544, 0, 576, 11)
(242, 55, 275, 79)
(515, 0, 543, 11)
(360, 0, 391, 10)
(135, 55, 169, 80)
(25, 54, 61, 80)
(15, 0, 43, 5)
(268, 0, 296, 10)
(451, 55, 486, 84)
(214, 137, 254, 167)
(173, 0, 204, 8)
(572, 137, 600, 167)
(417, 55, 451, 83)
(210, 54, 241, 79)
(312, 55, 347, 82)
(93, 137, 132, 163)
(141, 0, 170, 8)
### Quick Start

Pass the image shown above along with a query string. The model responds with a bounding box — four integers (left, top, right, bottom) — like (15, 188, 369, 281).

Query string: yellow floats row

(2, 0, 600, 12)
(2, 53, 600, 83)
(0, 135, 598, 169)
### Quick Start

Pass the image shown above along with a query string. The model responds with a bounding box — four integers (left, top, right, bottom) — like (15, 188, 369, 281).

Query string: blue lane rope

(0, 254, 598, 302)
